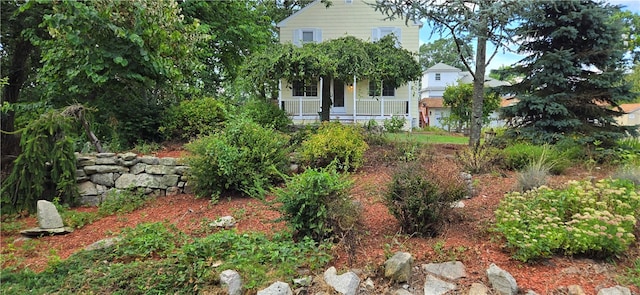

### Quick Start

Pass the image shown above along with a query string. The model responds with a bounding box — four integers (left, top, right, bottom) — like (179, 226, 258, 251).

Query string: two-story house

(418, 63, 510, 129)
(276, 0, 421, 128)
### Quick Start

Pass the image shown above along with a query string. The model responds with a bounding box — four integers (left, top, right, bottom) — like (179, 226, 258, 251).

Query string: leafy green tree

(179, 0, 275, 93)
(613, 10, 640, 63)
(489, 65, 522, 85)
(243, 35, 421, 121)
(626, 62, 640, 102)
(1, 1, 51, 165)
(501, 1, 637, 145)
(36, 0, 205, 146)
(419, 38, 473, 71)
(374, 0, 526, 148)
(443, 83, 501, 132)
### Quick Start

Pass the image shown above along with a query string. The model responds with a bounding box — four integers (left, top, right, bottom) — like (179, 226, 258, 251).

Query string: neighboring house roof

(276, 0, 423, 28)
(426, 63, 461, 72)
(620, 103, 640, 113)
(500, 97, 519, 107)
(420, 98, 445, 108)
(458, 71, 510, 87)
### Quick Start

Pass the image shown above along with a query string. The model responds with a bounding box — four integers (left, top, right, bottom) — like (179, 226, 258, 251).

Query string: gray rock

(84, 237, 122, 251)
(91, 172, 115, 187)
(166, 186, 180, 196)
(80, 194, 103, 206)
(393, 289, 413, 295)
(115, 173, 158, 189)
(468, 282, 489, 295)
(145, 165, 175, 175)
(597, 286, 631, 295)
(96, 184, 107, 195)
(21, 226, 73, 237)
(422, 261, 467, 281)
(159, 175, 179, 188)
(220, 269, 243, 295)
(96, 152, 116, 158)
(174, 166, 189, 175)
(323, 267, 360, 295)
(210, 216, 237, 228)
(257, 281, 292, 295)
(130, 163, 147, 175)
(120, 152, 137, 161)
(568, 285, 586, 295)
(363, 278, 375, 291)
(385, 252, 413, 282)
(83, 165, 128, 174)
(293, 276, 312, 287)
(95, 157, 117, 165)
(423, 274, 456, 295)
(139, 156, 160, 165)
(120, 159, 140, 167)
(487, 263, 518, 295)
(76, 169, 87, 178)
(77, 158, 96, 167)
(78, 181, 98, 196)
(159, 157, 177, 166)
(37, 200, 64, 229)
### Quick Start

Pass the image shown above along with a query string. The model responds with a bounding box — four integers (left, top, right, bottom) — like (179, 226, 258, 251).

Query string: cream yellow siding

(277, 0, 421, 127)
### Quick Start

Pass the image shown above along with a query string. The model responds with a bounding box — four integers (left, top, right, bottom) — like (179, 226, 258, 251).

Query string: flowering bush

(495, 179, 639, 262)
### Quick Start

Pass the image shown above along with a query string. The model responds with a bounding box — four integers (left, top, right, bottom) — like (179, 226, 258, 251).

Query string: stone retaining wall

(76, 152, 190, 205)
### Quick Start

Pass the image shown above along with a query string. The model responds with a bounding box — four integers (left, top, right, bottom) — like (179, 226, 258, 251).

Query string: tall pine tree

(501, 0, 637, 145)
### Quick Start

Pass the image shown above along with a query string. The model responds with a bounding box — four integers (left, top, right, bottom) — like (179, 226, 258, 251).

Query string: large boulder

(487, 263, 518, 295)
(384, 252, 413, 282)
(323, 267, 360, 295)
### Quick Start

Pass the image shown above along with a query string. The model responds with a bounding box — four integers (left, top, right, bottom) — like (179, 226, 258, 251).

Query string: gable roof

(426, 63, 461, 72)
(277, 0, 422, 28)
(620, 103, 640, 113)
(420, 97, 445, 108)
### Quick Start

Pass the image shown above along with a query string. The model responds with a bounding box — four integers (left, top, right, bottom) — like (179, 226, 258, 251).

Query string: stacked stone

(75, 152, 190, 205)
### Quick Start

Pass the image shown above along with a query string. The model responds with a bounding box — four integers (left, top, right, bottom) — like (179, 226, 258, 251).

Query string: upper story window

(435, 73, 441, 81)
(369, 80, 395, 97)
(292, 80, 318, 97)
(371, 27, 402, 47)
(293, 28, 322, 46)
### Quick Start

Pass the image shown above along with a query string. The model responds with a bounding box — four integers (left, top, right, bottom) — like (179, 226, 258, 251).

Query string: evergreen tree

(501, 0, 637, 145)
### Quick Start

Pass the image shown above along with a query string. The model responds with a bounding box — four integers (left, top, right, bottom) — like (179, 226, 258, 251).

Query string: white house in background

(276, 0, 422, 128)
(418, 63, 510, 129)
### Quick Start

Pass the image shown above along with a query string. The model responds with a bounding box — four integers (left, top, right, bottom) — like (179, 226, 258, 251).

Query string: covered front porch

(277, 77, 416, 126)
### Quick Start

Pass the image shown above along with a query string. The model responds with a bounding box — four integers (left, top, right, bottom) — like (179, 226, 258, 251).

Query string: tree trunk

(470, 25, 488, 148)
(320, 76, 331, 121)
(1, 39, 33, 169)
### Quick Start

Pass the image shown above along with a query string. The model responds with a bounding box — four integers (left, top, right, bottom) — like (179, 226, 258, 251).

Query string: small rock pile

(21, 200, 73, 237)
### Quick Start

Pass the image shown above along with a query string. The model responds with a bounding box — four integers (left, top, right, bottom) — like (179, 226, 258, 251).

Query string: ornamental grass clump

(495, 179, 639, 262)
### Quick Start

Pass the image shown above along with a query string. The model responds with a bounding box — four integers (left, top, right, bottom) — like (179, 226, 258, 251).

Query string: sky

(418, 0, 640, 74)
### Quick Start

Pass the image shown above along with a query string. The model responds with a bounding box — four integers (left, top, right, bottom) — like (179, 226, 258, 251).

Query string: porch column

(408, 81, 413, 127)
(353, 75, 357, 123)
(319, 77, 323, 120)
(278, 80, 282, 110)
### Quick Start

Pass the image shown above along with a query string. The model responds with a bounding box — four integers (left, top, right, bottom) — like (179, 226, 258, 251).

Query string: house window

(293, 28, 322, 46)
(371, 27, 402, 47)
(435, 73, 441, 81)
(368, 81, 395, 97)
(292, 80, 318, 97)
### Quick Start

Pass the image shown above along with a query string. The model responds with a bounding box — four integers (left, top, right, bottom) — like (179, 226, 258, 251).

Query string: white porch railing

(280, 98, 410, 120)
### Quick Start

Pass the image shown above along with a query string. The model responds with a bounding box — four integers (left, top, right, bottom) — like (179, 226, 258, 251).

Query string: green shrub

(186, 117, 290, 200)
(179, 230, 330, 289)
(454, 144, 502, 174)
(385, 162, 467, 237)
(362, 119, 387, 145)
(495, 179, 639, 262)
(114, 222, 186, 259)
(274, 166, 357, 241)
(383, 116, 406, 133)
(240, 99, 292, 132)
(159, 97, 227, 140)
(502, 143, 570, 174)
(298, 122, 368, 171)
(514, 162, 550, 192)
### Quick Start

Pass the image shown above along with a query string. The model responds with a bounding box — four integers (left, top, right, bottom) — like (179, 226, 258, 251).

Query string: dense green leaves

(419, 38, 473, 71)
(1, 109, 79, 213)
(442, 83, 500, 131)
(501, 0, 637, 145)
